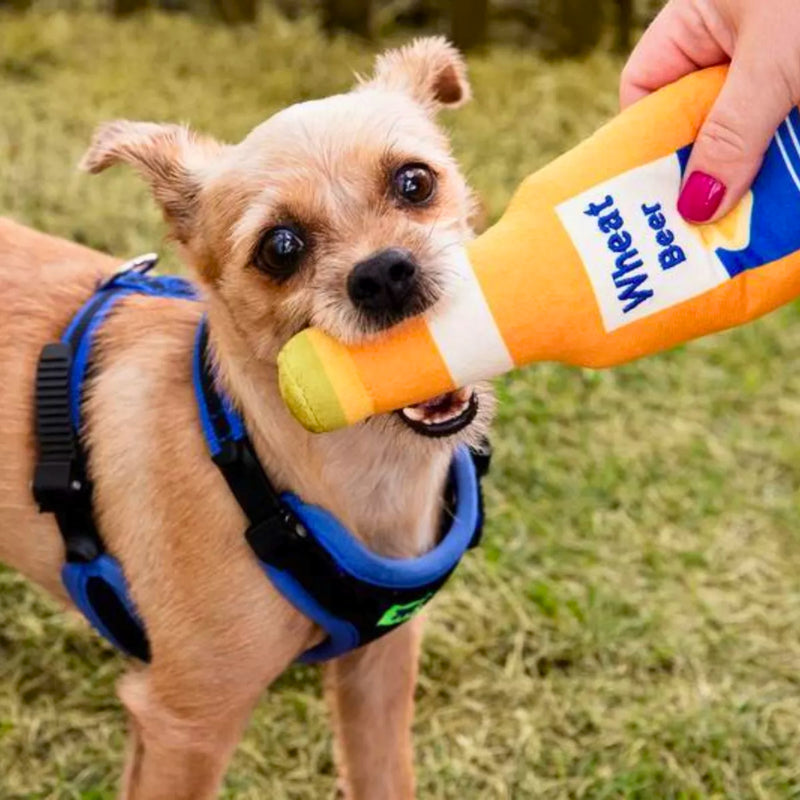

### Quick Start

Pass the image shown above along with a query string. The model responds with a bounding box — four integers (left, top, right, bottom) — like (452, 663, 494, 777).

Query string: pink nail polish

(677, 171, 726, 223)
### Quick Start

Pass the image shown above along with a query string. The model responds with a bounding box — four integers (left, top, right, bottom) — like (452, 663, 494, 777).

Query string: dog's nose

(348, 248, 419, 318)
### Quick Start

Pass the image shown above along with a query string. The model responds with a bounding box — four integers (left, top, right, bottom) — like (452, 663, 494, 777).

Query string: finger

(620, 0, 729, 109)
(677, 52, 796, 223)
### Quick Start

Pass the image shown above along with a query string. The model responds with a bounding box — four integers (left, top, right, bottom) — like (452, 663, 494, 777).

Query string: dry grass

(2, 9, 800, 799)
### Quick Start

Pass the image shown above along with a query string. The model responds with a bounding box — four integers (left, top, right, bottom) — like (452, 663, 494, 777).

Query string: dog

(0, 37, 493, 799)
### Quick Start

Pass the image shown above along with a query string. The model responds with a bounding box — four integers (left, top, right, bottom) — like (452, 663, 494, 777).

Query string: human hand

(620, 0, 800, 223)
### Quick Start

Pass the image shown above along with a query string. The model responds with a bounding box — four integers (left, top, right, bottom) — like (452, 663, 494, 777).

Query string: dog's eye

(254, 227, 306, 280)
(393, 163, 436, 205)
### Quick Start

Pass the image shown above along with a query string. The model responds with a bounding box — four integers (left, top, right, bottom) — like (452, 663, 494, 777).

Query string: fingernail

(677, 171, 726, 223)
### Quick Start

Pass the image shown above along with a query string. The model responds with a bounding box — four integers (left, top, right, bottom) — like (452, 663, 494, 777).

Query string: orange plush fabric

(279, 67, 800, 432)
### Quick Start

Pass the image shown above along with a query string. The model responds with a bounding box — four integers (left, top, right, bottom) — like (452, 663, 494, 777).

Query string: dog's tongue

(411, 393, 453, 411)
(399, 386, 476, 431)
(408, 387, 472, 412)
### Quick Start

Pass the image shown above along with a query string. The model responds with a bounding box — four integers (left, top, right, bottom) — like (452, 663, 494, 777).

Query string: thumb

(678, 55, 796, 224)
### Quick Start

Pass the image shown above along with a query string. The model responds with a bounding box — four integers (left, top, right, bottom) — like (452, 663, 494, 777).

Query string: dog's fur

(0, 38, 492, 799)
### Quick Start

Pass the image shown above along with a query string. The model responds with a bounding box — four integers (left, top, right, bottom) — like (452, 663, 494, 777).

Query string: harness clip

(469, 437, 492, 478)
(245, 509, 308, 571)
(32, 461, 87, 513)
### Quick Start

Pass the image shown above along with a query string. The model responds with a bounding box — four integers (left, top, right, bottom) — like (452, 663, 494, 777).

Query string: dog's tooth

(401, 406, 428, 423)
(427, 403, 467, 424)
(400, 387, 474, 431)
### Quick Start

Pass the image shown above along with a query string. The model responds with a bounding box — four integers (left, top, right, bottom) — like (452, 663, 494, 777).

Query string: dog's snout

(348, 248, 419, 318)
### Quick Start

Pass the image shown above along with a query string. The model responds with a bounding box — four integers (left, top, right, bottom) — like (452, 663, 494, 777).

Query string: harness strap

(269, 445, 481, 663)
(193, 318, 486, 663)
(33, 255, 191, 661)
(34, 259, 488, 664)
(193, 319, 313, 570)
(35, 280, 140, 565)
(193, 321, 245, 456)
(33, 342, 102, 563)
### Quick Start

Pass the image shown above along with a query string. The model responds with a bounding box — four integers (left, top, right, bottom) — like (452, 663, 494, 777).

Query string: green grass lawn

(3, 9, 800, 799)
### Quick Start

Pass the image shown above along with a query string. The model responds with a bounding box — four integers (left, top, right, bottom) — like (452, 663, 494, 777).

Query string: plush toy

(278, 66, 800, 433)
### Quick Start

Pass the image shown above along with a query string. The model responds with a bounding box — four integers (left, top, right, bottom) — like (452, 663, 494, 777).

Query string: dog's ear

(365, 37, 471, 112)
(80, 120, 222, 245)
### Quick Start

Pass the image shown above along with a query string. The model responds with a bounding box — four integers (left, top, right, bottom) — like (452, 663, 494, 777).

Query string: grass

(2, 8, 800, 799)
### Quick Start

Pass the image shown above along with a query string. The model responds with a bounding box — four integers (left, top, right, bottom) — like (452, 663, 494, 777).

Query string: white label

(556, 153, 730, 332)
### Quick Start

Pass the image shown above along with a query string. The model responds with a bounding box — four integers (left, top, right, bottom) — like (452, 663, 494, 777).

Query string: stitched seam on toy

(284, 368, 323, 432)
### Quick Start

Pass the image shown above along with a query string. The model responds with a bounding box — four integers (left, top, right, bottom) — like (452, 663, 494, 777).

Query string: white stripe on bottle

(427, 247, 514, 386)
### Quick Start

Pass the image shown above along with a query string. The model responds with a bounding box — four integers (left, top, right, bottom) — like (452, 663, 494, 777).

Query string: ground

(2, 10, 800, 799)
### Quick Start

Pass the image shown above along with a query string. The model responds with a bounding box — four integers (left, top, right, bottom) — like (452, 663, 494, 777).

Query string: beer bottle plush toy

(278, 66, 800, 432)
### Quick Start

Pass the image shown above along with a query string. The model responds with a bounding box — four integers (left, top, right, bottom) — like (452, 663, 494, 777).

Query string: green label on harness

(377, 594, 433, 627)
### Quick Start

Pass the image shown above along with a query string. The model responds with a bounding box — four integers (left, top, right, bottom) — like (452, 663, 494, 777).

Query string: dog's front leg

(324, 618, 423, 800)
(115, 661, 274, 800)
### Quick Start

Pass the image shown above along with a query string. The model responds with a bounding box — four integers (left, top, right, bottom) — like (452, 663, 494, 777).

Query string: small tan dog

(0, 37, 493, 800)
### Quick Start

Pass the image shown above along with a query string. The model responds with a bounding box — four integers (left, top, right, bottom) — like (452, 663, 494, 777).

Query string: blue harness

(32, 256, 488, 663)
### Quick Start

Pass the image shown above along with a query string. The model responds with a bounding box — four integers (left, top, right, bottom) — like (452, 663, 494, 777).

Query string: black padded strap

(196, 324, 303, 565)
(196, 323, 234, 448)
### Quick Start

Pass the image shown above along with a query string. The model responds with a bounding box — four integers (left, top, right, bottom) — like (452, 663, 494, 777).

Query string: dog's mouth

(396, 387, 478, 438)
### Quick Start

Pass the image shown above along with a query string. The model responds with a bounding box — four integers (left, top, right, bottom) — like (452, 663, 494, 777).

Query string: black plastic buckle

(467, 437, 492, 550)
(211, 437, 311, 570)
(32, 460, 88, 513)
(469, 437, 492, 479)
(60, 515, 103, 564)
(245, 508, 309, 571)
